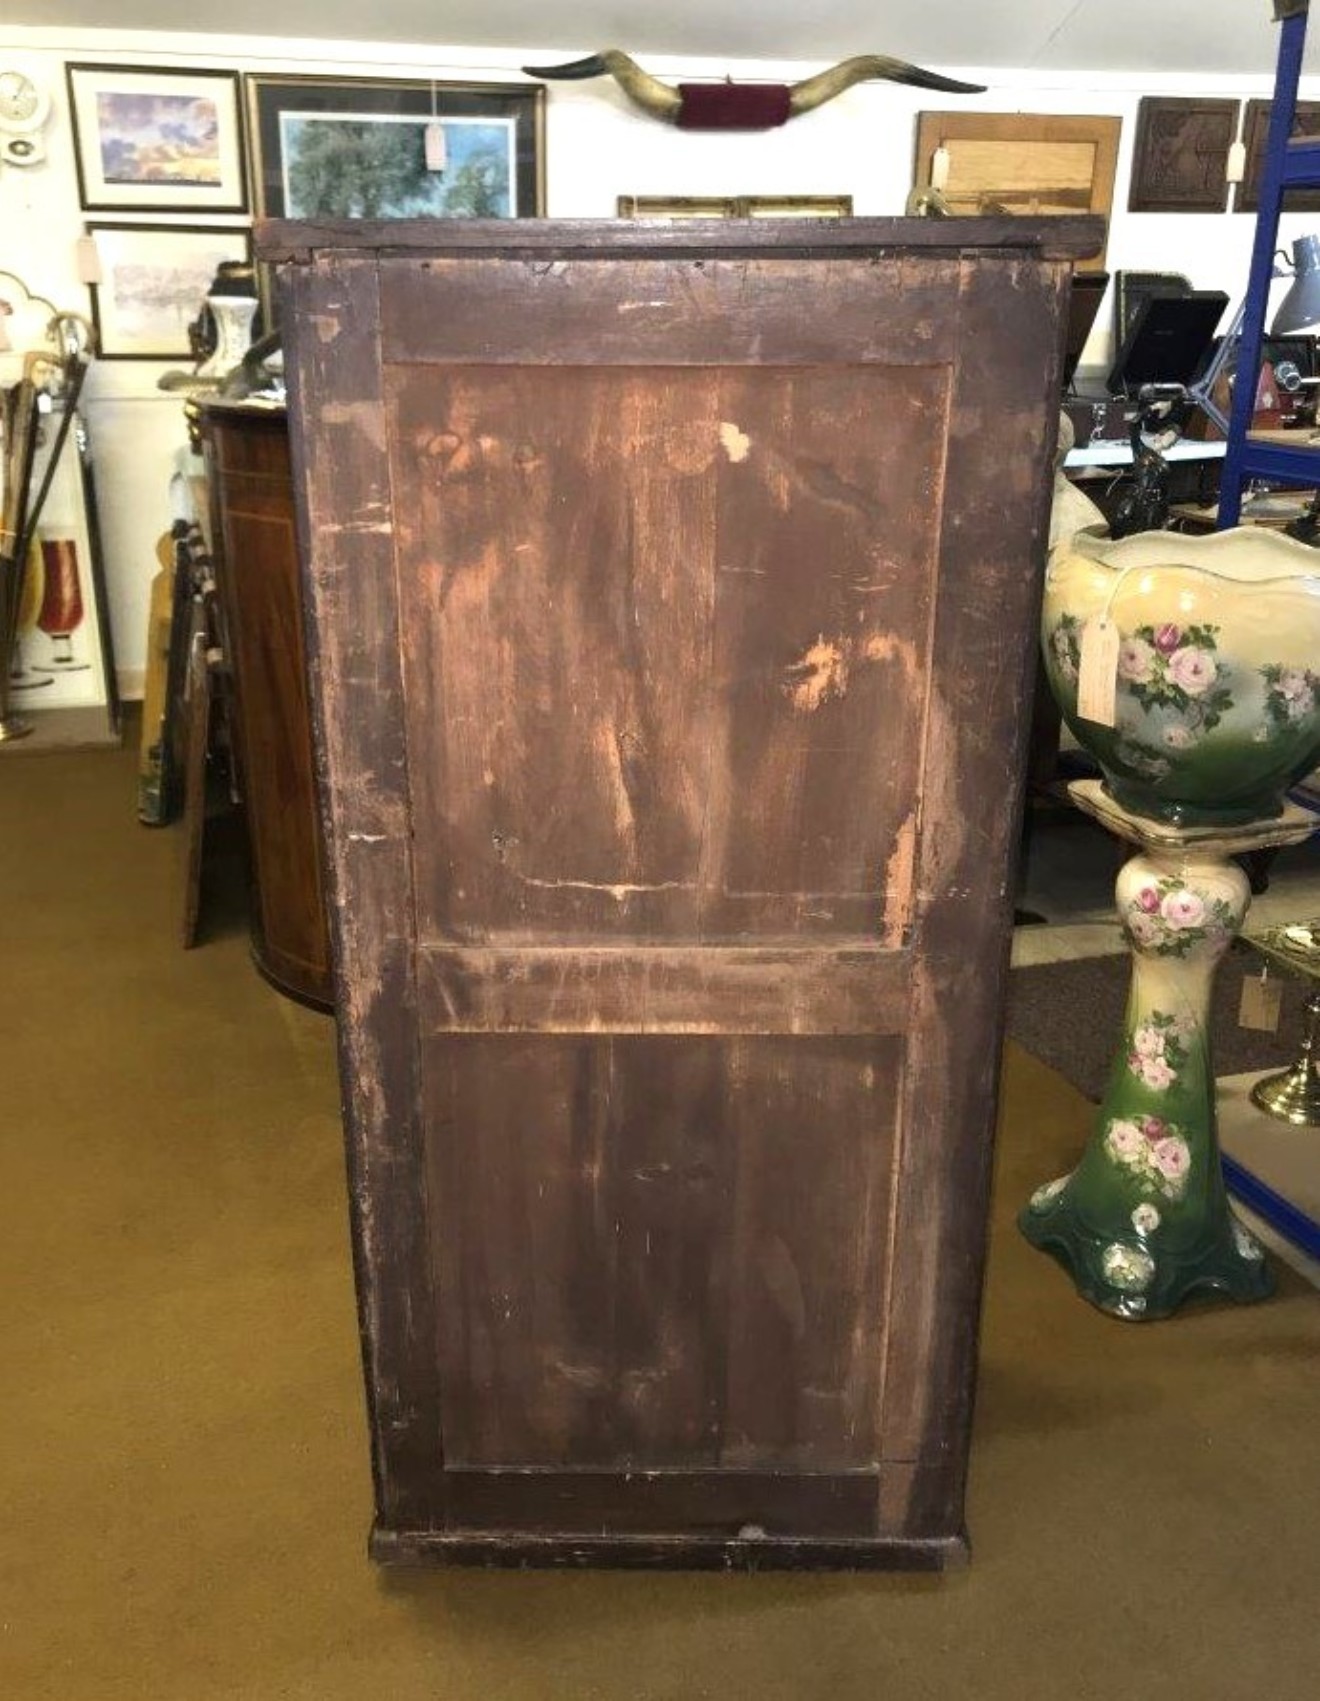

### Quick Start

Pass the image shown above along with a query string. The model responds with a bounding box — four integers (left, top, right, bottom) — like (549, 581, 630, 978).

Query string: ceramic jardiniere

(1042, 526, 1320, 826)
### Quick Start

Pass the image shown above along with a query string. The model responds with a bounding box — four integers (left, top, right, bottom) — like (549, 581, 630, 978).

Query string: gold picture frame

(617, 194, 853, 219)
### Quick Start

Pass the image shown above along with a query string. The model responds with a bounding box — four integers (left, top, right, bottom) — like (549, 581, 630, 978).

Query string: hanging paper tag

(1239, 967, 1283, 1032)
(75, 233, 103, 285)
(424, 121, 446, 173)
(1076, 616, 1120, 727)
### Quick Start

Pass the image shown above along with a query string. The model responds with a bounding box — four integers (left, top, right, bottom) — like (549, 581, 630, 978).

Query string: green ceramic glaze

(1043, 528, 1320, 826)
(1019, 848, 1275, 1319)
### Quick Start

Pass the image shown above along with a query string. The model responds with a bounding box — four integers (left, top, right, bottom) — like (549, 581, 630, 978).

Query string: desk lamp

(1271, 233, 1320, 334)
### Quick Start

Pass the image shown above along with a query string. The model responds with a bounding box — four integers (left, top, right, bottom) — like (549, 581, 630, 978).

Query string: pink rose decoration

(1107, 1119, 1145, 1160)
(1154, 623, 1181, 654)
(1139, 1055, 1177, 1091)
(1126, 911, 1162, 947)
(1118, 637, 1156, 683)
(1167, 646, 1217, 696)
(1160, 888, 1206, 929)
(1152, 1136, 1191, 1181)
(1137, 887, 1161, 913)
(1141, 1115, 1167, 1139)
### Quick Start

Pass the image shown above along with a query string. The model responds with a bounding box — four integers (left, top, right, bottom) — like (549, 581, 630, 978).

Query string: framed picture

(912, 111, 1121, 269)
(86, 222, 254, 360)
(245, 74, 544, 220)
(1128, 97, 1238, 213)
(617, 195, 853, 219)
(1237, 98, 1320, 212)
(65, 63, 248, 214)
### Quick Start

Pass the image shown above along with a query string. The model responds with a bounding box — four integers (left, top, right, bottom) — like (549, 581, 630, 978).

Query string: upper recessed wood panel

(387, 359, 945, 945)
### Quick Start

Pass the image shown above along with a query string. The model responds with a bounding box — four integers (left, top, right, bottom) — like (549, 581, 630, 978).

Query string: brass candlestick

(1249, 922, 1320, 1126)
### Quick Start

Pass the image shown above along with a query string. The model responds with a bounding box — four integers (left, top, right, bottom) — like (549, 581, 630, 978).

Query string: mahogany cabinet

(196, 400, 332, 1008)
(263, 216, 1101, 1569)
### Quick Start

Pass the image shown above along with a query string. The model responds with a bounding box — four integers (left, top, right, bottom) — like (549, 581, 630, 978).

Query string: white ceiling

(1, 0, 1305, 78)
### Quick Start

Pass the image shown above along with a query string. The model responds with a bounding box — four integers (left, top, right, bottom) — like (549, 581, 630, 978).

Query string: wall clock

(0, 68, 52, 167)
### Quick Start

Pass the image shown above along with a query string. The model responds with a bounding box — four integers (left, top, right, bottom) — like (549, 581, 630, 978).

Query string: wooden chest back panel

(388, 361, 942, 946)
(272, 220, 1096, 1560)
(424, 1032, 898, 1472)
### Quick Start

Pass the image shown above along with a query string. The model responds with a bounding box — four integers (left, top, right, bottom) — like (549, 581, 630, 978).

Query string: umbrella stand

(0, 377, 42, 742)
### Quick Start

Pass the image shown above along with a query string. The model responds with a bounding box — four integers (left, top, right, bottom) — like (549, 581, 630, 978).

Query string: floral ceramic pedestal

(1019, 781, 1318, 1320)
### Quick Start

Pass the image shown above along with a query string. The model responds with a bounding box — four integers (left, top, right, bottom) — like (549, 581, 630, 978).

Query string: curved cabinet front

(199, 403, 333, 1010)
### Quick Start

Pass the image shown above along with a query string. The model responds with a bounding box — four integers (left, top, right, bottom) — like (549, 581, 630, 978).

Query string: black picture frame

(65, 62, 248, 215)
(244, 74, 544, 223)
(85, 221, 255, 360)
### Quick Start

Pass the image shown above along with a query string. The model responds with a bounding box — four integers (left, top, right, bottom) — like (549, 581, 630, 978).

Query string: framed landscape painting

(66, 63, 248, 213)
(86, 222, 254, 359)
(245, 75, 544, 221)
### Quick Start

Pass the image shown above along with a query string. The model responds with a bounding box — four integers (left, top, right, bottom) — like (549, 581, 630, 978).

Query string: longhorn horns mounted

(521, 50, 985, 127)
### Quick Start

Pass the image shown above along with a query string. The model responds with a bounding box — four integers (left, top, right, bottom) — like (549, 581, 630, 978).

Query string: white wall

(3, 24, 1317, 694)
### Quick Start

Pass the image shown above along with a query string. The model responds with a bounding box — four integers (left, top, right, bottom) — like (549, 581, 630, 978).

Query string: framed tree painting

(245, 75, 544, 221)
(65, 63, 248, 213)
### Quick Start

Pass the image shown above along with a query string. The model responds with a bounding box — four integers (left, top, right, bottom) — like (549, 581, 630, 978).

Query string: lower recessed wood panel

(422, 1032, 900, 1473)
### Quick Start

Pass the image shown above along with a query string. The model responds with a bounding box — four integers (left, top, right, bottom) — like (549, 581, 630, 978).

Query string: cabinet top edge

(255, 215, 1105, 266)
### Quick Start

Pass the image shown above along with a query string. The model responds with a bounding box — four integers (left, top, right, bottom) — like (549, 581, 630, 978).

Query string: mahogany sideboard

(263, 215, 1102, 1569)
(196, 398, 333, 1009)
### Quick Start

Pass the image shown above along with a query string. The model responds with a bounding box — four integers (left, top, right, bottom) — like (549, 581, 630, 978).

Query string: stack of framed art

(65, 63, 546, 359)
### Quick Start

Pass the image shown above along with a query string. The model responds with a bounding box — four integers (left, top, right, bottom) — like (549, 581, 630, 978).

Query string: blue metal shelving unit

(1219, 2, 1319, 526)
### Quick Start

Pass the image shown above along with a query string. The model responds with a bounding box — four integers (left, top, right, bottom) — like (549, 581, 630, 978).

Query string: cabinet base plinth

(369, 1523, 968, 1573)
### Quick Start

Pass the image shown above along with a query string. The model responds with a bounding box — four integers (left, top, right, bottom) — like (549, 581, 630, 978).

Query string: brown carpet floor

(3, 730, 1319, 1701)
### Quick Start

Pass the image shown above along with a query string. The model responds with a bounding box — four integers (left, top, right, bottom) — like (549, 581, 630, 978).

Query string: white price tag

(424, 121, 447, 173)
(1076, 616, 1120, 727)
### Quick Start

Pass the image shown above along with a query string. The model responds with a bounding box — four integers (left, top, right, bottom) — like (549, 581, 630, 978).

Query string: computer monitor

(1106, 290, 1230, 395)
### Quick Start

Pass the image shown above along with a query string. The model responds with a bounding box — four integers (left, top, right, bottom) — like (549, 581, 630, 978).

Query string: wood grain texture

(371, 1523, 964, 1572)
(416, 944, 910, 1034)
(1128, 96, 1237, 213)
(199, 407, 331, 1006)
(389, 357, 938, 945)
(1238, 97, 1320, 213)
(257, 214, 1105, 265)
(911, 114, 1118, 269)
(878, 254, 1069, 1533)
(423, 1034, 899, 1475)
(276, 224, 1080, 1566)
(281, 258, 442, 1531)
